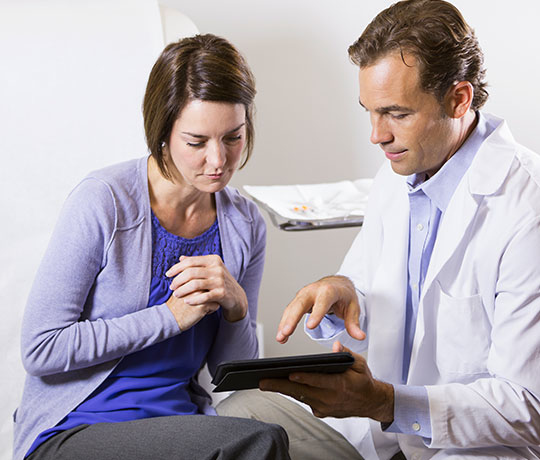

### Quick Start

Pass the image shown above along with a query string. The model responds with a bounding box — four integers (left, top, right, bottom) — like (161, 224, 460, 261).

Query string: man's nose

(370, 117, 393, 145)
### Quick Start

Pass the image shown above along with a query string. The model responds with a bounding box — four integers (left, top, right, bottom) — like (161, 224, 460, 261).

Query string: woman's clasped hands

(165, 255, 248, 331)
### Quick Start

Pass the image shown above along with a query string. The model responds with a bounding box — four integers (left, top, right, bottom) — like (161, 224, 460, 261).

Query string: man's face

(359, 53, 458, 178)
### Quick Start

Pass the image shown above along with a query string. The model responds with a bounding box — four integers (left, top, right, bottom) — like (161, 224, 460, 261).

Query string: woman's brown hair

(143, 34, 256, 178)
(348, 0, 488, 110)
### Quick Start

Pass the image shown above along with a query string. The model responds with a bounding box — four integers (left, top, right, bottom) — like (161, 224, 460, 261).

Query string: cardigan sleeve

(205, 199, 266, 376)
(21, 178, 180, 377)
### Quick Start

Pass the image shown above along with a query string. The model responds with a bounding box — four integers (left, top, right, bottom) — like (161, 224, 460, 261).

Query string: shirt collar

(406, 111, 494, 212)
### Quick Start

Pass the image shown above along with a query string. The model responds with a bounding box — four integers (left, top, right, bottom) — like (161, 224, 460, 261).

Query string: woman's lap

(27, 414, 290, 460)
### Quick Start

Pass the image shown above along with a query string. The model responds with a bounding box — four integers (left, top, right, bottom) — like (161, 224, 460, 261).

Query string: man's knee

(216, 389, 265, 418)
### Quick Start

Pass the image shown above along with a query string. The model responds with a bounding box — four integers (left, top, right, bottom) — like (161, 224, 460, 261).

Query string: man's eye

(392, 113, 409, 120)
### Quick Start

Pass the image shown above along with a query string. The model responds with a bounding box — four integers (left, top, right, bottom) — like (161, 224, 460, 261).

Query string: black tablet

(211, 352, 354, 392)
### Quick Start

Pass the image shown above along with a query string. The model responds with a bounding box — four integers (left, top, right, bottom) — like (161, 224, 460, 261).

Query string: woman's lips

(385, 150, 407, 161)
(206, 173, 223, 180)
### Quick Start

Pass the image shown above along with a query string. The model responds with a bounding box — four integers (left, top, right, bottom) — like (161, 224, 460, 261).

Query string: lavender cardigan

(13, 156, 266, 460)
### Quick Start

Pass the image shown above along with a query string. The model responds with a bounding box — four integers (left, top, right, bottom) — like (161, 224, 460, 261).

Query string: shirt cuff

(305, 314, 346, 340)
(383, 384, 432, 441)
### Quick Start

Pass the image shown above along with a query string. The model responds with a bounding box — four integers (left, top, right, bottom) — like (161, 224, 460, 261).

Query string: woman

(13, 34, 289, 460)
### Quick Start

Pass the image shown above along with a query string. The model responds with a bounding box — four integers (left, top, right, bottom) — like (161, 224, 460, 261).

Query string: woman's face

(165, 100, 246, 193)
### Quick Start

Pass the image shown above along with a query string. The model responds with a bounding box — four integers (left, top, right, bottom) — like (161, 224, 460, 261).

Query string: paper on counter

(244, 179, 372, 222)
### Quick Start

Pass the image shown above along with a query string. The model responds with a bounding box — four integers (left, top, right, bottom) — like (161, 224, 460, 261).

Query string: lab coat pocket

(435, 285, 490, 376)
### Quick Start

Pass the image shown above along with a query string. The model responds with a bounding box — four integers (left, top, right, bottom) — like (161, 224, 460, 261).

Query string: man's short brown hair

(348, 0, 488, 110)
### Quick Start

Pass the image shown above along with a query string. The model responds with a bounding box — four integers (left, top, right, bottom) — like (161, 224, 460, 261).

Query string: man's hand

(276, 275, 366, 344)
(260, 341, 394, 423)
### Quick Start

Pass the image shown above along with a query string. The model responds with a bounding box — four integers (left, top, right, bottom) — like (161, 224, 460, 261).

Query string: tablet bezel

(211, 352, 354, 392)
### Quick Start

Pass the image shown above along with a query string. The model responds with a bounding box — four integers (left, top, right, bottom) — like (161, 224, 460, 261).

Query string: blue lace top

(27, 211, 223, 456)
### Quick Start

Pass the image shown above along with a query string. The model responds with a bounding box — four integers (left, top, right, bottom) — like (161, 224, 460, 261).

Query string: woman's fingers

(169, 266, 214, 291)
(166, 295, 220, 331)
(182, 290, 217, 305)
(166, 254, 223, 278)
(171, 278, 211, 298)
(166, 255, 247, 318)
(170, 270, 227, 300)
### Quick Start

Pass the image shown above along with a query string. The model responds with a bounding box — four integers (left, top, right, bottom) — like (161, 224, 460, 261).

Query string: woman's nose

(206, 142, 226, 169)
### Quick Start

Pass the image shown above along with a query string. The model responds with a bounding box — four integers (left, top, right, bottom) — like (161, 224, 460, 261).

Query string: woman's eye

(187, 141, 204, 148)
(225, 135, 242, 144)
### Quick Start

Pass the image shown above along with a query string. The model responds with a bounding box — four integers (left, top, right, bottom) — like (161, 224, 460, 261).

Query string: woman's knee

(219, 416, 290, 460)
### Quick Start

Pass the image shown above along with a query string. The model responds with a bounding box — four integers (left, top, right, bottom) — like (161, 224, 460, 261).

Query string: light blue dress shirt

(386, 112, 495, 439)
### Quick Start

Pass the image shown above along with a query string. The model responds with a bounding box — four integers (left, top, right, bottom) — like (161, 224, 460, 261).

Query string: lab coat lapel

(418, 114, 516, 319)
(423, 182, 480, 299)
(368, 177, 409, 383)
(406, 179, 481, 383)
(408, 113, 516, 381)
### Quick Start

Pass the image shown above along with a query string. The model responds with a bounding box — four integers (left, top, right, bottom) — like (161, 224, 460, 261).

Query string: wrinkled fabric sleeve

(21, 178, 180, 377)
(384, 385, 431, 440)
(206, 204, 266, 376)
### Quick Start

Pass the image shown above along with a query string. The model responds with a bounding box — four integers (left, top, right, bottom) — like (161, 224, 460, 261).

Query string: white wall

(1, 0, 539, 456)
(162, 0, 540, 358)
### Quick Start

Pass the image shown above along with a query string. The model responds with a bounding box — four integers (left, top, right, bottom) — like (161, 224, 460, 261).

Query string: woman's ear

(445, 81, 474, 119)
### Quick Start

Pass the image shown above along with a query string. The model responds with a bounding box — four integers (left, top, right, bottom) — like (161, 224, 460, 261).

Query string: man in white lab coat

(217, 0, 540, 458)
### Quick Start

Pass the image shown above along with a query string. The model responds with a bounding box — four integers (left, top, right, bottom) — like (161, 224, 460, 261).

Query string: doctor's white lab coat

(310, 113, 540, 459)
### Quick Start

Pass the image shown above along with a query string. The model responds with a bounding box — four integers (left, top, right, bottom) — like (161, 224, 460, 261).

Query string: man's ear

(445, 81, 474, 119)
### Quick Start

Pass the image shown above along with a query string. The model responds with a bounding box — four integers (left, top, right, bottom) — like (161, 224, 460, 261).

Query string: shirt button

(416, 223, 424, 231)
(412, 283, 418, 290)
(412, 422, 421, 432)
